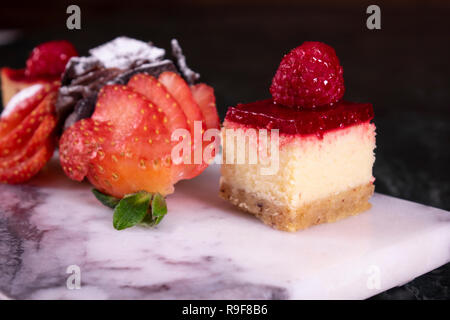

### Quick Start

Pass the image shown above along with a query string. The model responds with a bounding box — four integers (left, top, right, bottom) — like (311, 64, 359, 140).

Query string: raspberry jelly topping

(225, 99, 374, 138)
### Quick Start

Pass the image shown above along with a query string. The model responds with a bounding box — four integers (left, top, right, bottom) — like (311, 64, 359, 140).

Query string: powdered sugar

(1, 84, 44, 118)
(89, 37, 165, 69)
(66, 56, 102, 76)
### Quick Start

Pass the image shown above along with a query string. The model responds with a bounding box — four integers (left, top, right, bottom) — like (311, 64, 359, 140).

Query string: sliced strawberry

(158, 71, 205, 133)
(0, 82, 58, 139)
(59, 118, 101, 182)
(158, 72, 209, 179)
(191, 83, 220, 130)
(0, 139, 54, 184)
(92, 85, 145, 135)
(93, 85, 172, 153)
(0, 91, 57, 155)
(0, 83, 59, 184)
(61, 116, 178, 197)
(0, 114, 56, 168)
(59, 76, 219, 197)
(92, 84, 169, 139)
(60, 84, 180, 197)
(87, 149, 177, 198)
(190, 83, 220, 167)
(85, 109, 177, 197)
(127, 73, 188, 132)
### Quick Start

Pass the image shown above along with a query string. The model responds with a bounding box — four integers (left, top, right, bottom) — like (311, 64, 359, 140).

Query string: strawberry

(0, 115, 56, 168)
(0, 82, 59, 139)
(190, 84, 220, 130)
(87, 144, 177, 198)
(127, 74, 189, 132)
(0, 91, 57, 153)
(92, 85, 172, 154)
(158, 71, 205, 133)
(60, 85, 182, 198)
(190, 83, 220, 169)
(0, 140, 55, 184)
(158, 72, 208, 179)
(25, 40, 78, 78)
(0, 84, 58, 184)
(59, 118, 99, 181)
(59, 76, 220, 198)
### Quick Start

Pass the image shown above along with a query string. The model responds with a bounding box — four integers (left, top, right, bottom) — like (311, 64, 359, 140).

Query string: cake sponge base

(219, 180, 374, 232)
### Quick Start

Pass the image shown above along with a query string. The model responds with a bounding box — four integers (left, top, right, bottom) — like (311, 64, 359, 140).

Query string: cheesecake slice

(220, 99, 375, 232)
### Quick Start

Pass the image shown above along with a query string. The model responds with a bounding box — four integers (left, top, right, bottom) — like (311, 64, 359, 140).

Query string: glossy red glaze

(225, 99, 374, 138)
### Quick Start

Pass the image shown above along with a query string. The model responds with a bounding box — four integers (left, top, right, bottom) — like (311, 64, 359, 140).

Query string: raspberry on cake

(270, 41, 344, 109)
(220, 42, 376, 232)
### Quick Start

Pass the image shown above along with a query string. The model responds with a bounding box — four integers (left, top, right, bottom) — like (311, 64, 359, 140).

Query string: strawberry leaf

(92, 189, 120, 209)
(140, 193, 167, 226)
(151, 193, 167, 225)
(92, 189, 168, 230)
(113, 191, 152, 230)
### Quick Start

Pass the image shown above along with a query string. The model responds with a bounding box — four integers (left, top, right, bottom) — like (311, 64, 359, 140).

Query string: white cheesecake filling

(221, 122, 376, 208)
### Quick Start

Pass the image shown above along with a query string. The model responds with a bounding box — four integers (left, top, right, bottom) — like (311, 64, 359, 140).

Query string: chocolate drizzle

(55, 37, 199, 132)
(171, 39, 200, 85)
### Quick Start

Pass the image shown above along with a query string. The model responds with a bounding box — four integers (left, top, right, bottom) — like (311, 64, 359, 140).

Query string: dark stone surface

(0, 2, 448, 300)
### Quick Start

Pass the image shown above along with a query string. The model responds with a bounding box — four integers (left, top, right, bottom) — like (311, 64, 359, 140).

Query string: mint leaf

(113, 191, 152, 230)
(92, 189, 120, 209)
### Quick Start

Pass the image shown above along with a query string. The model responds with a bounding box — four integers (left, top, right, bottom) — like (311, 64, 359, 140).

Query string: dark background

(0, 0, 449, 299)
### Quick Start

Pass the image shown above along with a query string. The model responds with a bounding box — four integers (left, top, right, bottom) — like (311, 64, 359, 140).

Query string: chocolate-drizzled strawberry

(55, 37, 201, 132)
(59, 72, 219, 198)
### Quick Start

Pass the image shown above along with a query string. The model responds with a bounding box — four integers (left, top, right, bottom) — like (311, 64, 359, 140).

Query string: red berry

(127, 73, 189, 132)
(59, 118, 100, 182)
(60, 85, 177, 198)
(158, 71, 205, 133)
(0, 140, 55, 184)
(0, 82, 59, 137)
(129, 74, 220, 181)
(190, 83, 220, 177)
(158, 72, 208, 179)
(25, 40, 78, 78)
(0, 87, 58, 184)
(191, 83, 220, 130)
(270, 41, 344, 109)
(59, 75, 220, 198)
(0, 91, 57, 153)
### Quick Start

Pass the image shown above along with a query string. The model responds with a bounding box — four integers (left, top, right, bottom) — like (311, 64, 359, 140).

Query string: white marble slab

(0, 158, 449, 299)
